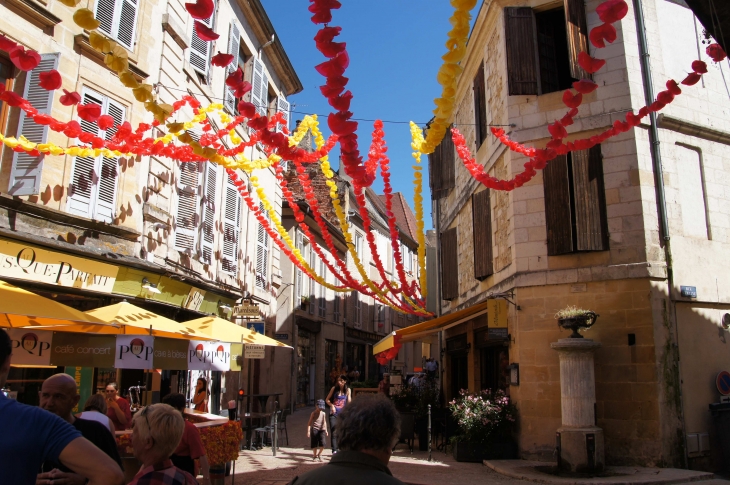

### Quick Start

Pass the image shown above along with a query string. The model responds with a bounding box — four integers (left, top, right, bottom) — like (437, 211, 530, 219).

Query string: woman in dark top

(325, 375, 351, 453)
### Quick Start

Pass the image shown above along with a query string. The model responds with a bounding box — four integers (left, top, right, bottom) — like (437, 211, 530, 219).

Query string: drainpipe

(632, 0, 686, 467)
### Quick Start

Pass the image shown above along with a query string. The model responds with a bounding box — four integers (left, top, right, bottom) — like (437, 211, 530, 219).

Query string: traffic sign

(717, 371, 730, 396)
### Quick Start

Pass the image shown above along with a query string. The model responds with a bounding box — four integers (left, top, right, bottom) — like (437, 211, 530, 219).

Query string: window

(188, 0, 216, 77)
(295, 231, 304, 307)
(472, 189, 494, 280)
(333, 294, 341, 323)
(543, 146, 609, 255)
(173, 162, 202, 253)
(95, 0, 139, 50)
(354, 231, 363, 259)
(223, 22, 241, 114)
(318, 258, 326, 318)
(221, 174, 241, 275)
(200, 163, 218, 264)
(376, 304, 385, 332)
(675, 144, 710, 239)
(504, 2, 590, 96)
(309, 252, 316, 315)
(276, 96, 290, 134)
(8, 53, 58, 196)
(248, 57, 269, 135)
(428, 124, 455, 199)
(67, 88, 125, 223)
(353, 291, 362, 329)
(440, 227, 458, 300)
(255, 202, 269, 288)
(473, 63, 487, 149)
(402, 244, 413, 273)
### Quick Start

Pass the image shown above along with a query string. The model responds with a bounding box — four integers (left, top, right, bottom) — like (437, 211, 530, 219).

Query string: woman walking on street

(325, 375, 351, 453)
(192, 377, 209, 413)
(307, 400, 328, 461)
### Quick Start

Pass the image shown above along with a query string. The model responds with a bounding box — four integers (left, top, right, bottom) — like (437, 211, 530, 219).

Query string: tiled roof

(378, 192, 418, 241)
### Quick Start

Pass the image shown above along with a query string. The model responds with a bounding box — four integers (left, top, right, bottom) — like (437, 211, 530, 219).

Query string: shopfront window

(297, 329, 315, 406)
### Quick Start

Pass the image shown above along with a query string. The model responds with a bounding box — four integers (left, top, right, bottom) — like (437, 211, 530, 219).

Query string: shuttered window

(440, 227, 458, 301)
(221, 175, 241, 275)
(95, 0, 139, 50)
(505, 7, 539, 95)
(200, 162, 218, 265)
(276, 96, 290, 134)
(67, 88, 125, 223)
(472, 189, 494, 280)
(473, 63, 488, 150)
(428, 124, 455, 200)
(309, 252, 316, 315)
(354, 231, 363, 259)
(188, 0, 216, 76)
(255, 202, 269, 289)
(543, 146, 608, 255)
(295, 231, 304, 307)
(223, 22, 241, 114)
(173, 162, 201, 253)
(248, 57, 269, 135)
(353, 291, 362, 329)
(318, 258, 326, 317)
(333, 294, 341, 323)
(9, 53, 59, 196)
(563, 0, 591, 80)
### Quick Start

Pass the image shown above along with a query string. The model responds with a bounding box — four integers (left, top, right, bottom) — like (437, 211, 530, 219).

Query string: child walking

(307, 400, 328, 461)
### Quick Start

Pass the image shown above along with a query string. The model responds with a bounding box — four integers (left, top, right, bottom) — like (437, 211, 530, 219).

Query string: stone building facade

(430, 0, 730, 470)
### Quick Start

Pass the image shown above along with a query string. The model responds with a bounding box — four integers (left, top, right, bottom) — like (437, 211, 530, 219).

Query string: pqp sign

(717, 371, 730, 396)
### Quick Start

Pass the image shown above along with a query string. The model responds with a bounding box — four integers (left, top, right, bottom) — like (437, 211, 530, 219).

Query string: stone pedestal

(551, 338, 604, 472)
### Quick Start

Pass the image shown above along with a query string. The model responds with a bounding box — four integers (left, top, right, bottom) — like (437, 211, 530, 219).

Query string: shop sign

(244, 344, 265, 359)
(233, 302, 260, 318)
(153, 338, 188, 370)
(51, 333, 115, 368)
(115, 335, 154, 370)
(187, 340, 231, 371)
(0, 239, 118, 293)
(183, 287, 206, 311)
(7, 328, 53, 366)
(488, 299, 508, 328)
(274, 333, 288, 341)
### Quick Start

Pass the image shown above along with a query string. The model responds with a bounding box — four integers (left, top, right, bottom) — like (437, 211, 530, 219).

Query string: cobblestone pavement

(226, 407, 729, 485)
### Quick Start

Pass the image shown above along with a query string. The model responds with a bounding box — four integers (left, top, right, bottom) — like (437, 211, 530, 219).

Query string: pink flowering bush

(448, 389, 516, 444)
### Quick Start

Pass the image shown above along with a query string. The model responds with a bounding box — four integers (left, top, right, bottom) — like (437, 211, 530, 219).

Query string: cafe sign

(187, 340, 231, 371)
(50, 333, 115, 368)
(115, 335, 154, 370)
(7, 328, 53, 366)
(0, 239, 118, 293)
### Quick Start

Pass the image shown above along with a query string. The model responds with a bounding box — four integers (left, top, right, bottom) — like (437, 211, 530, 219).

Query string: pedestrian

(162, 392, 211, 484)
(192, 377, 209, 413)
(348, 367, 360, 382)
(0, 329, 123, 485)
(307, 399, 328, 461)
(425, 358, 436, 381)
(78, 393, 116, 433)
(105, 382, 132, 430)
(286, 394, 405, 485)
(378, 374, 390, 396)
(127, 403, 198, 485)
(38, 374, 124, 482)
(325, 374, 351, 453)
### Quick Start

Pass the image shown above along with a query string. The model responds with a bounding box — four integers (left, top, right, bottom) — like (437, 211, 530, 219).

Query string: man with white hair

(37, 373, 123, 484)
(128, 403, 198, 485)
(0, 329, 123, 485)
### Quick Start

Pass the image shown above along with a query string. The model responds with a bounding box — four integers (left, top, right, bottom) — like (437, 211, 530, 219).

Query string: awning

(373, 299, 491, 355)
(0, 280, 109, 328)
(83, 302, 211, 340)
(183, 316, 292, 348)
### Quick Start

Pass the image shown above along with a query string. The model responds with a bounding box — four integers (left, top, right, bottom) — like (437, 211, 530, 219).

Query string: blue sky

(260, 1, 478, 230)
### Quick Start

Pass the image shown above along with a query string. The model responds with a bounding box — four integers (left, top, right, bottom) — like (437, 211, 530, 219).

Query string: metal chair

(276, 408, 290, 446)
(251, 410, 281, 450)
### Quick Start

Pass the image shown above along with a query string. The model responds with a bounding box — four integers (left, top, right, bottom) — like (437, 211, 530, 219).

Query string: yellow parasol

(183, 316, 291, 347)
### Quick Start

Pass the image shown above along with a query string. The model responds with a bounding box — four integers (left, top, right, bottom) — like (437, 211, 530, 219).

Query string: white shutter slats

(94, 0, 138, 50)
(95, 0, 116, 37)
(9, 53, 59, 196)
(276, 96, 289, 134)
(260, 70, 269, 117)
(189, 1, 215, 76)
(117, 0, 139, 50)
(224, 22, 241, 114)
(255, 201, 269, 288)
(67, 90, 104, 218)
(200, 162, 218, 265)
(295, 231, 303, 306)
(221, 178, 240, 275)
(95, 99, 125, 222)
(174, 162, 200, 252)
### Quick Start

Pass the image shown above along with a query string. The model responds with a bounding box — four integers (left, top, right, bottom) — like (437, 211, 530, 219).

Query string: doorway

(450, 352, 469, 399)
(296, 329, 315, 406)
(480, 345, 510, 392)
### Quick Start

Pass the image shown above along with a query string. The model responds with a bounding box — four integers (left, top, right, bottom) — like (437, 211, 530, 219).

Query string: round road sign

(717, 371, 730, 396)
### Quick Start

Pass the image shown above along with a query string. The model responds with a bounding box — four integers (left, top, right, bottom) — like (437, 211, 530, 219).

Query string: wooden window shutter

(428, 126, 455, 199)
(472, 189, 494, 280)
(572, 146, 608, 251)
(563, 0, 591, 80)
(543, 154, 574, 255)
(188, 1, 215, 76)
(505, 7, 539, 96)
(173, 162, 201, 252)
(276, 95, 290, 134)
(256, 202, 269, 288)
(221, 176, 241, 275)
(224, 22, 241, 114)
(9, 53, 59, 196)
(440, 227, 458, 301)
(200, 162, 218, 264)
(473, 63, 487, 149)
(428, 141, 443, 199)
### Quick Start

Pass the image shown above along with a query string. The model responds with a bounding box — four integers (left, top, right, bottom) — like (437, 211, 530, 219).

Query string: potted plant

(449, 389, 518, 462)
(391, 382, 440, 451)
(554, 305, 599, 338)
(300, 296, 310, 310)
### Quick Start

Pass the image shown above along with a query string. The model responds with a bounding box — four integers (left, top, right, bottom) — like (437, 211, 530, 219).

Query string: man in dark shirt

(37, 373, 123, 483)
(287, 394, 406, 485)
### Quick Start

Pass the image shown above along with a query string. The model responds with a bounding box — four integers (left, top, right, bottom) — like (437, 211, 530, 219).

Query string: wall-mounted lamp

(141, 277, 161, 294)
(722, 313, 730, 330)
(218, 300, 232, 314)
(508, 363, 520, 386)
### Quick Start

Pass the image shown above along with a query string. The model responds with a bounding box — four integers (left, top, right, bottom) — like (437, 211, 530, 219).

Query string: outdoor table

(250, 393, 282, 412)
(242, 412, 272, 450)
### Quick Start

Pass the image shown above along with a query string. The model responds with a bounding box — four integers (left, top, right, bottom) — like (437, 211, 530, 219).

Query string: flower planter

(452, 439, 518, 462)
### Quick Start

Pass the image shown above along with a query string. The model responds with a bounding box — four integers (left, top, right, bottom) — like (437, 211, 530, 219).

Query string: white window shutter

(221, 177, 240, 275)
(275, 95, 289, 134)
(94, 98, 124, 222)
(9, 53, 59, 196)
(248, 57, 264, 135)
(255, 202, 269, 288)
(188, 1, 215, 76)
(117, 0, 139, 50)
(318, 258, 326, 317)
(95, 0, 117, 38)
(174, 162, 201, 252)
(200, 162, 218, 265)
(295, 231, 303, 306)
(224, 22, 241, 114)
(260, 69, 269, 117)
(309, 253, 316, 315)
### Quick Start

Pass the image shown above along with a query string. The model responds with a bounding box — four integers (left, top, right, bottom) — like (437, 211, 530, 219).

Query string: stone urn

(557, 311, 599, 338)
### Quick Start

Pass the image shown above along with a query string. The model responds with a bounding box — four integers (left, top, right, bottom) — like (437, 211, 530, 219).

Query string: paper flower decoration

(211, 52, 234, 67)
(238, 101, 256, 118)
(77, 103, 102, 123)
(119, 71, 139, 89)
(706, 43, 726, 63)
(185, 0, 214, 20)
(97, 114, 115, 130)
(562, 90, 583, 109)
(577, 51, 606, 74)
(596, 0, 628, 24)
(194, 21, 219, 41)
(573, 79, 598, 94)
(0, 34, 17, 52)
(666, 80, 681, 95)
(89, 31, 117, 53)
(73, 9, 101, 31)
(314, 26, 346, 58)
(681, 72, 701, 86)
(225, 67, 243, 87)
(38, 70, 62, 90)
(9, 47, 41, 71)
(231, 81, 251, 98)
(589, 23, 617, 48)
(60, 89, 81, 106)
(58, 0, 81, 6)
(308, 0, 342, 24)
